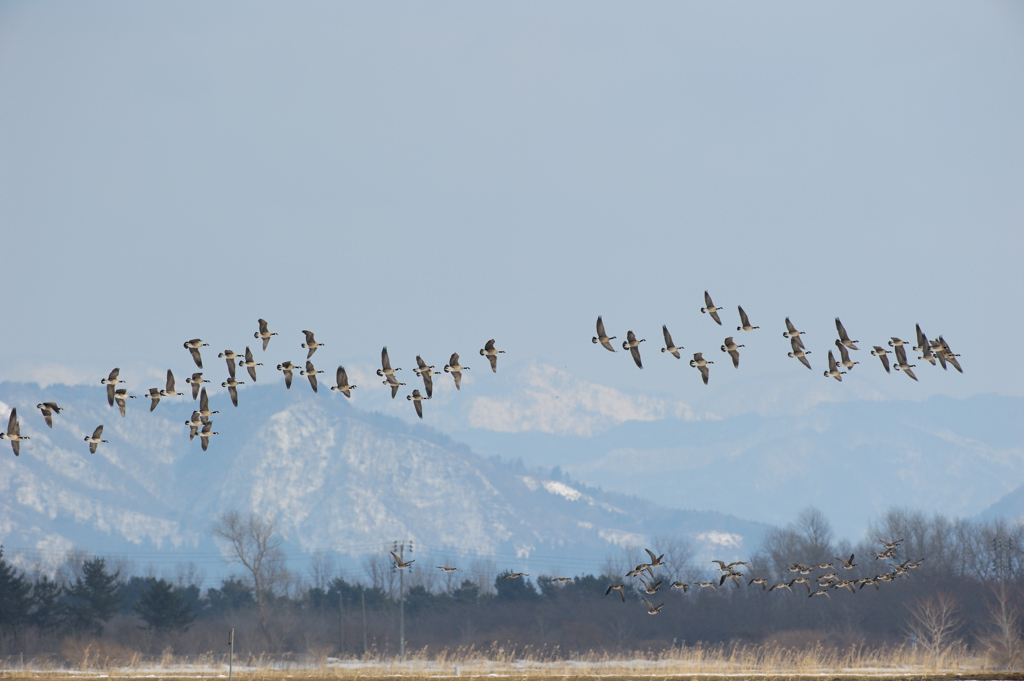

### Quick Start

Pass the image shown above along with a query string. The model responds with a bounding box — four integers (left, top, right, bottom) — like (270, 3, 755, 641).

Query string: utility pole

(339, 583, 345, 658)
(228, 628, 234, 681)
(391, 539, 414, 662)
(361, 590, 367, 655)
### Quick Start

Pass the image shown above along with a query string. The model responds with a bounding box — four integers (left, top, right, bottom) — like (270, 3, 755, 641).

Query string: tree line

(1, 506, 1023, 665)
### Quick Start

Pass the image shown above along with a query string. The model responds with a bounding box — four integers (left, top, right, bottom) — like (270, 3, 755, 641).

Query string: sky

(2, 3, 1022, 470)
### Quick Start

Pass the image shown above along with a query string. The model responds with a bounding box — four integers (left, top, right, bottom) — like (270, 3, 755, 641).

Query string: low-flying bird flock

(592, 292, 963, 386)
(2, 316, 507, 456)
(3, 294, 962, 460)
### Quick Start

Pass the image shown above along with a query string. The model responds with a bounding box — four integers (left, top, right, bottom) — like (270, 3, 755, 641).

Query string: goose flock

(2, 294, 962, 457)
(593, 292, 963, 386)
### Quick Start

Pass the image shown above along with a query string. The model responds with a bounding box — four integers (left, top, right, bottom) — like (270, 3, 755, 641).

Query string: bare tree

(173, 561, 205, 590)
(905, 592, 963, 663)
(309, 549, 336, 592)
(211, 510, 288, 646)
(983, 583, 1023, 668)
(652, 534, 695, 584)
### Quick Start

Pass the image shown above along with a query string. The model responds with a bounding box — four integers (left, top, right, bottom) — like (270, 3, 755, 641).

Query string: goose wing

(229, 385, 239, 406)
(200, 388, 210, 412)
(785, 317, 798, 335)
(416, 355, 427, 370)
(166, 370, 176, 393)
(246, 362, 257, 383)
(704, 290, 714, 308)
(693, 352, 704, 362)
(336, 366, 349, 387)
(629, 342, 643, 369)
(390, 381, 400, 399)
(107, 383, 116, 407)
(283, 369, 293, 389)
(662, 325, 674, 348)
(422, 371, 433, 398)
(790, 336, 804, 354)
(738, 306, 751, 327)
(836, 342, 851, 363)
(836, 317, 849, 341)
(699, 365, 709, 384)
(226, 355, 237, 379)
(116, 396, 127, 418)
(7, 408, 16, 436)
(414, 397, 423, 419)
(259, 318, 270, 334)
(878, 352, 890, 373)
(828, 350, 839, 372)
(903, 366, 918, 382)
(798, 354, 812, 370)
(487, 354, 498, 372)
(449, 352, 460, 366)
(150, 393, 161, 411)
(915, 324, 928, 349)
(452, 370, 462, 390)
(596, 316, 608, 339)
(895, 344, 908, 365)
(728, 349, 740, 368)
(42, 407, 53, 428)
(188, 346, 204, 369)
(381, 347, 392, 371)
(108, 367, 121, 381)
(946, 354, 963, 374)
(306, 365, 318, 393)
(92, 425, 104, 440)
(709, 308, 722, 325)
(303, 330, 316, 344)
(484, 339, 496, 352)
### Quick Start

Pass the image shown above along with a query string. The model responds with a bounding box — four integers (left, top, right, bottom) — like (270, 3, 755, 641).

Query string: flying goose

(330, 366, 357, 397)
(254, 318, 277, 350)
(872, 548, 897, 560)
(480, 339, 505, 372)
(812, 562, 834, 570)
(836, 318, 859, 350)
(198, 388, 218, 423)
(239, 347, 262, 382)
(878, 538, 903, 550)
(893, 345, 918, 381)
(502, 572, 528, 579)
(645, 549, 665, 567)
(301, 330, 323, 359)
(407, 389, 429, 419)
(36, 402, 62, 428)
(835, 340, 859, 371)
(833, 580, 856, 593)
(622, 331, 645, 369)
(749, 577, 769, 590)
(660, 326, 683, 359)
(301, 361, 323, 393)
(737, 306, 759, 332)
(790, 577, 812, 592)
(551, 577, 573, 583)
(377, 347, 401, 380)
(712, 560, 748, 571)
(825, 351, 845, 381)
(937, 337, 962, 373)
(870, 347, 891, 373)
(788, 337, 812, 369)
(1, 409, 28, 455)
(784, 318, 806, 349)
(638, 577, 663, 594)
(183, 339, 208, 369)
(720, 573, 743, 588)
(218, 350, 240, 379)
(689, 352, 712, 385)
(606, 584, 627, 601)
(221, 377, 244, 407)
(768, 582, 792, 592)
(443, 353, 469, 390)
(670, 581, 689, 592)
(143, 387, 162, 412)
(701, 291, 723, 325)
(836, 554, 857, 570)
(642, 597, 664, 615)
(84, 425, 107, 454)
(437, 566, 460, 573)
(858, 578, 880, 591)
(113, 389, 136, 417)
(696, 582, 717, 590)
(818, 572, 839, 583)
(390, 552, 415, 570)
(593, 316, 617, 352)
(809, 589, 831, 599)
(414, 356, 437, 398)
(626, 565, 653, 579)
(914, 324, 936, 365)
(186, 372, 210, 399)
(277, 361, 299, 389)
(101, 368, 125, 407)
(721, 337, 743, 368)
(161, 370, 185, 397)
(888, 337, 907, 348)
(198, 422, 218, 451)
(929, 339, 948, 370)
(185, 411, 204, 440)
(383, 374, 406, 399)
(789, 563, 808, 573)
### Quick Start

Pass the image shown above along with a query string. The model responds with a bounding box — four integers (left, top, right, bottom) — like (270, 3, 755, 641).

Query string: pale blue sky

(2, 1, 1022, 418)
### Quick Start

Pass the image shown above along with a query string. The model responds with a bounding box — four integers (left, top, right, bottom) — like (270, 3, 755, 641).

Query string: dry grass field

(3, 642, 1023, 681)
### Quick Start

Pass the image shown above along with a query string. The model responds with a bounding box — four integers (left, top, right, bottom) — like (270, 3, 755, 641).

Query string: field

(4, 642, 1023, 681)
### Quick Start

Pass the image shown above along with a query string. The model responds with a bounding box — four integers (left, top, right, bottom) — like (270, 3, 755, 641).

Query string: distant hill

(0, 381, 768, 577)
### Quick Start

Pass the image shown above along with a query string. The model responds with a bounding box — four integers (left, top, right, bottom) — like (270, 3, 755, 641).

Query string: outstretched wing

(484, 339, 496, 352)
(452, 370, 462, 390)
(704, 290, 714, 308)
(836, 317, 849, 340)
(487, 354, 498, 372)
(662, 325, 674, 348)
(422, 371, 433, 398)
(449, 352, 459, 366)
(337, 366, 348, 387)
(798, 354, 812, 370)
(630, 343, 643, 369)
(8, 408, 17, 435)
(381, 346, 392, 371)
(880, 354, 890, 373)
(414, 399, 423, 419)
(284, 370, 293, 390)
(200, 388, 210, 412)
(150, 393, 160, 411)
(738, 306, 750, 327)
(166, 370, 176, 392)
(107, 383, 116, 407)
(709, 309, 722, 325)
(728, 349, 740, 368)
(229, 385, 239, 407)
(92, 425, 104, 439)
(189, 346, 204, 368)
(699, 365, 709, 385)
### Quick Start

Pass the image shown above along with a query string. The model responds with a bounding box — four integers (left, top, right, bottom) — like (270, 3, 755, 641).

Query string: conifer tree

(0, 546, 32, 633)
(31, 575, 65, 630)
(133, 578, 196, 632)
(68, 558, 123, 635)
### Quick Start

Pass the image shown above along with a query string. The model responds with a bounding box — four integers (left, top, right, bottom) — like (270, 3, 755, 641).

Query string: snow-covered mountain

(0, 381, 767, 577)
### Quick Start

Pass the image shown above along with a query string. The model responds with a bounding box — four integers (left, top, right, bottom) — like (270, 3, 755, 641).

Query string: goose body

(914, 324, 936, 365)
(721, 337, 743, 368)
(888, 337, 906, 348)
(1, 408, 28, 455)
(480, 339, 505, 373)
(36, 402, 62, 429)
(101, 368, 125, 407)
(606, 584, 626, 601)
(185, 411, 204, 440)
(749, 577, 768, 590)
(642, 597, 664, 615)
(301, 330, 323, 359)
(198, 388, 218, 422)
(737, 306, 759, 332)
(836, 318, 859, 350)
(443, 353, 469, 390)
(238, 347, 262, 382)
(593, 316, 617, 352)
(660, 325, 683, 358)
(788, 337, 812, 369)
(161, 370, 184, 397)
(377, 347, 402, 379)
(84, 425, 107, 454)
(825, 350, 846, 381)
(300, 361, 323, 392)
(622, 331, 645, 369)
(671, 581, 689, 592)
(186, 372, 210, 399)
(199, 423, 218, 451)
(414, 356, 437, 397)
(331, 366, 357, 397)
(277, 361, 299, 389)
(893, 345, 918, 381)
(391, 551, 415, 569)
(143, 387, 162, 411)
(384, 375, 406, 399)
(221, 377, 244, 407)
(502, 572, 529, 579)
(701, 291, 723, 325)
(870, 347, 891, 373)
(218, 350, 240, 379)
(407, 389, 429, 418)
(638, 577, 662, 594)
(835, 340, 859, 370)
(254, 318, 278, 350)
(836, 554, 857, 569)
(784, 317, 806, 349)
(689, 352, 712, 385)
(113, 389, 136, 417)
(437, 566, 460, 573)
(183, 339, 209, 368)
